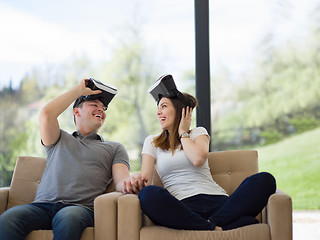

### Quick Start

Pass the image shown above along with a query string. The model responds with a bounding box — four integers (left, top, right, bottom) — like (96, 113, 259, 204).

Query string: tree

(208, 0, 320, 148)
(96, 22, 161, 164)
(0, 91, 29, 186)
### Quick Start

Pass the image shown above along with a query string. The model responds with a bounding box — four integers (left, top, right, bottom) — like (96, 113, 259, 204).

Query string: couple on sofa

(0, 75, 276, 240)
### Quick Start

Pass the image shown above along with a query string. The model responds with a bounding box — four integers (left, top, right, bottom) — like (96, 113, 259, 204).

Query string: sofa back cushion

(208, 150, 258, 195)
(8, 156, 47, 209)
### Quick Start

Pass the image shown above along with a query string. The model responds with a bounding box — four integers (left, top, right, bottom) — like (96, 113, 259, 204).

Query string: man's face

(74, 100, 107, 131)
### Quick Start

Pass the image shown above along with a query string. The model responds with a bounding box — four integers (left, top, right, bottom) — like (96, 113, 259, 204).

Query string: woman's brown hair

(152, 93, 198, 154)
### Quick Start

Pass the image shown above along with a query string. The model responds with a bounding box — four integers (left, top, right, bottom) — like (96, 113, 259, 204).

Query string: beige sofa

(0, 156, 120, 240)
(117, 150, 293, 240)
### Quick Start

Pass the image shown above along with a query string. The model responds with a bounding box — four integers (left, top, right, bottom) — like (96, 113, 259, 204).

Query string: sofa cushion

(25, 227, 94, 240)
(140, 224, 270, 240)
(8, 156, 47, 209)
(208, 150, 258, 195)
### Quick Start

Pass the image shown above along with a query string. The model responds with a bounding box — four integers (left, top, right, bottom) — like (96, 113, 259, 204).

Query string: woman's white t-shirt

(141, 127, 228, 200)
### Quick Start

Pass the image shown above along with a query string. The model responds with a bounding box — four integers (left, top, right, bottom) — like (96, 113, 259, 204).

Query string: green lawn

(257, 127, 320, 210)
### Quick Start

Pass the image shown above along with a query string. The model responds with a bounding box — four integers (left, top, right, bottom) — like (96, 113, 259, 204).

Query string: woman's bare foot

(215, 226, 223, 231)
(207, 219, 223, 231)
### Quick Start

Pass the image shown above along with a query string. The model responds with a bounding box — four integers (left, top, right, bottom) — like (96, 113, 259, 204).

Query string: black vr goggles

(73, 78, 118, 110)
(148, 74, 188, 105)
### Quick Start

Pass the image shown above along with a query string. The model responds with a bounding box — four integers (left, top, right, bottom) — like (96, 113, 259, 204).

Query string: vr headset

(148, 74, 188, 105)
(73, 78, 118, 110)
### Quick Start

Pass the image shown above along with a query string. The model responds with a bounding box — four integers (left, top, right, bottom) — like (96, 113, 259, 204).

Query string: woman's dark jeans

(138, 172, 276, 230)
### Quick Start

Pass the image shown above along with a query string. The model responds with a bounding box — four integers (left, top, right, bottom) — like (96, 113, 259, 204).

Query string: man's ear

(73, 107, 80, 117)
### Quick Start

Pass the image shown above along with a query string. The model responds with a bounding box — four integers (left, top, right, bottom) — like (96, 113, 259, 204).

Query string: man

(0, 79, 139, 240)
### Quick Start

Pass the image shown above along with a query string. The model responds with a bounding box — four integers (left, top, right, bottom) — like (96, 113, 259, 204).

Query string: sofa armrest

(118, 194, 142, 240)
(266, 189, 292, 240)
(0, 187, 9, 214)
(94, 192, 123, 240)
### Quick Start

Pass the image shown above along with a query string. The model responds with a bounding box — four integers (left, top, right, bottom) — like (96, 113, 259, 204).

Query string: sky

(0, 0, 318, 89)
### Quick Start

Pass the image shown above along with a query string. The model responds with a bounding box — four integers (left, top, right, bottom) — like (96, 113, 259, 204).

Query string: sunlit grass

(257, 128, 320, 209)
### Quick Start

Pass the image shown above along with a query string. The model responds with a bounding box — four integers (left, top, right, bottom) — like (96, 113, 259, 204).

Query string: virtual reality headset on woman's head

(148, 74, 188, 106)
(73, 78, 118, 110)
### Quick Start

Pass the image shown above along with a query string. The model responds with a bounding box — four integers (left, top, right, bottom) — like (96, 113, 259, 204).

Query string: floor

(293, 210, 320, 240)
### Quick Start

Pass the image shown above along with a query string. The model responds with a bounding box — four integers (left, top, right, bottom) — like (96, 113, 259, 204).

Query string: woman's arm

(180, 134, 209, 167)
(179, 107, 210, 167)
(140, 154, 156, 185)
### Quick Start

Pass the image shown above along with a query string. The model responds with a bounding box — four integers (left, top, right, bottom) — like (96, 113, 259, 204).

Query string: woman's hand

(178, 106, 193, 136)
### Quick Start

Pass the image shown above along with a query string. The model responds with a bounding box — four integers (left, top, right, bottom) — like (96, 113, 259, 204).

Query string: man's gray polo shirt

(35, 129, 130, 210)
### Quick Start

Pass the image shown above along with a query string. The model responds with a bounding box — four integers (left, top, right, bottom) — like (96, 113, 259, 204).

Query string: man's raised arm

(39, 79, 100, 146)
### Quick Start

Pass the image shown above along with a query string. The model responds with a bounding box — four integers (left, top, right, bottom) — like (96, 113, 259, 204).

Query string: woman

(138, 75, 276, 231)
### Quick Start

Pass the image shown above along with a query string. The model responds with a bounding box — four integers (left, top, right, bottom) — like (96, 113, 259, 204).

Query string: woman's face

(157, 97, 176, 132)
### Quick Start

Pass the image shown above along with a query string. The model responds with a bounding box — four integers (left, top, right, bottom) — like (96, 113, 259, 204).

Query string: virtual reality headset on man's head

(73, 78, 118, 110)
(148, 74, 188, 105)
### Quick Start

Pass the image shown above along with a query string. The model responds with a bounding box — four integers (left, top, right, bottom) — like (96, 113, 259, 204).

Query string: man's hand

(123, 173, 148, 194)
(79, 79, 102, 96)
